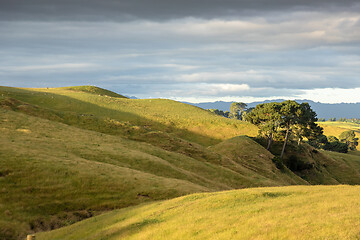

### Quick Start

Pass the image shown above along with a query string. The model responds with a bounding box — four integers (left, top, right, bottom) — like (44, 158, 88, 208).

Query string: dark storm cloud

(1, 0, 359, 21)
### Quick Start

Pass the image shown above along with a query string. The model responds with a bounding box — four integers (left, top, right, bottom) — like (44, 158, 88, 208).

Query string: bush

(309, 134, 349, 153)
(323, 141, 348, 153)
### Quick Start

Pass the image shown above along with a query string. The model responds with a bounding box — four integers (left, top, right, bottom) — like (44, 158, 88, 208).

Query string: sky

(0, 0, 360, 103)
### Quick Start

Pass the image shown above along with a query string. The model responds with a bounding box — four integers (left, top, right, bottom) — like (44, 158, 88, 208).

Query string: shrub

(323, 141, 348, 153)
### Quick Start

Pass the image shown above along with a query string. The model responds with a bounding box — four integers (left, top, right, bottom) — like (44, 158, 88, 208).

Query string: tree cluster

(207, 102, 252, 120)
(206, 109, 230, 118)
(317, 118, 360, 123)
(310, 135, 349, 153)
(339, 118, 360, 124)
(309, 130, 358, 153)
(245, 100, 322, 158)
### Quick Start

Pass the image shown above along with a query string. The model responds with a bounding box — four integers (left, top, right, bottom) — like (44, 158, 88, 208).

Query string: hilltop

(59, 86, 128, 98)
(0, 85, 360, 239)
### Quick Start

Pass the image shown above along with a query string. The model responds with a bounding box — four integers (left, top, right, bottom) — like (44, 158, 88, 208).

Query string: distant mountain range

(184, 99, 360, 119)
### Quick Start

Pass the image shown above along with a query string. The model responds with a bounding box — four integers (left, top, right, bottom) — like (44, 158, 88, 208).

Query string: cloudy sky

(1, 0, 360, 103)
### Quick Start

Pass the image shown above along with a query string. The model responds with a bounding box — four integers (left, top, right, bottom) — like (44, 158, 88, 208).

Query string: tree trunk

(280, 127, 290, 159)
(267, 135, 273, 150)
(297, 138, 301, 146)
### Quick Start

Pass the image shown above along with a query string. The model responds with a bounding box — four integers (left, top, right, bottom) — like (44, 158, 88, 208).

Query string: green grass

(1, 85, 360, 239)
(0, 109, 305, 239)
(59, 86, 128, 98)
(0, 109, 208, 239)
(36, 185, 360, 240)
(0, 86, 258, 146)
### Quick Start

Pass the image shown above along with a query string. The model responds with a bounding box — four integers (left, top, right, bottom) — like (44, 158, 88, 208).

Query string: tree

(245, 102, 281, 150)
(293, 103, 323, 145)
(339, 130, 359, 150)
(278, 101, 302, 158)
(241, 107, 254, 121)
(308, 134, 328, 149)
(230, 102, 247, 120)
(278, 101, 320, 159)
(246, 100, 320, 158)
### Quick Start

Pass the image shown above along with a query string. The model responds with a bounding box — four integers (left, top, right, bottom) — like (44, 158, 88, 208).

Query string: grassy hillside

(0, 109, 204, 239)
(37, 185, 360, 240)
(0, 86, 258, 146)
(0, 108, 305, 239)
(318, 121, 360, 150)
(1, 85, 360, 239)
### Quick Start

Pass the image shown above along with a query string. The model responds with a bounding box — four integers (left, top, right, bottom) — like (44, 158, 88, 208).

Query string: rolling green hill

(1, 86, 360, 239)
(0, 108, 304, 239)
(0, 86, 258, 146)
(36, 185, 360, 240)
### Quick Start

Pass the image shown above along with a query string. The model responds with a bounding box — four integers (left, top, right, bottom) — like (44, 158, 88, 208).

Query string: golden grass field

(37, 185, 360, 240)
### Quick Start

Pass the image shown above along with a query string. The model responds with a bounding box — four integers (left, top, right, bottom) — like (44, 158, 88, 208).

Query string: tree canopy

(246, 100, 321, 158)
(339, 130, 359, 151)
(230, 102, 247, 120)
(245, 102, 281, 150)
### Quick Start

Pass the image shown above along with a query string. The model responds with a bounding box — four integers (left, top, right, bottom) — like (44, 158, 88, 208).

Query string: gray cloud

(0, 0, 359, 103)
(1, 0, 360, 21)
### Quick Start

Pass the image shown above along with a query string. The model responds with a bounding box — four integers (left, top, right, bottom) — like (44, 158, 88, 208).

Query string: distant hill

(185, 99, 360, 119)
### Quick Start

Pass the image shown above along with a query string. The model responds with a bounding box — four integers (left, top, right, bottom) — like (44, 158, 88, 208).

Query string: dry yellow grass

(37, 185, 360, 240)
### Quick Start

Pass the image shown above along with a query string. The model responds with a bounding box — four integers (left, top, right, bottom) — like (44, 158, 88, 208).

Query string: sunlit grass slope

(0, 109, 207, 239)
(37, 185, 360, 240)
(0, 108, 302, 239)
(0, 86, 258, 146)
(59, 86, 128, 98)
(318, 121, 360, 150)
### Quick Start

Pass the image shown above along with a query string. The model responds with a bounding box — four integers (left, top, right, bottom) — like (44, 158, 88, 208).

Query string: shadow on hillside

(0, 87, 220, 146)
